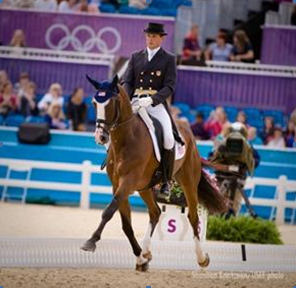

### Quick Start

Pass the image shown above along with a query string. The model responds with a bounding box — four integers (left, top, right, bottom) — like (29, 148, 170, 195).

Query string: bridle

(95, 96, 134, 134)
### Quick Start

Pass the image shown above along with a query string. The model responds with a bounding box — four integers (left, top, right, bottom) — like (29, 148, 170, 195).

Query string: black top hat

(144, 22, 167, 36)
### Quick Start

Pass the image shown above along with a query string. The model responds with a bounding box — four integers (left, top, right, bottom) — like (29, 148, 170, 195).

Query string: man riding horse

(122, 22, 176, 199)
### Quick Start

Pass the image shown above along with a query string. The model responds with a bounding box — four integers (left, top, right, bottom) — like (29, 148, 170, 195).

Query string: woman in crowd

(38, 83, 64, 114)
(205, 32, 233, 62)
(19, 81, 39, 117)
(0, 82, 18, 117)
(66, 87, 87, 131)
(45, 102, 67, 130)
(230, 30, 254, 63)
(10, 29, 27, 47)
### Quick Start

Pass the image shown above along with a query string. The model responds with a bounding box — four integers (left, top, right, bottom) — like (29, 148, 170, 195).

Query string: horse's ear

(111, 74, 119, 86)
(111, 74, 119, 93)
(86, 74, 101, 90)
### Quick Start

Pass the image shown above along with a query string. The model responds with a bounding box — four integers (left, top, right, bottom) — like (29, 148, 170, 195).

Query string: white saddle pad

(137, 107, 186, 162)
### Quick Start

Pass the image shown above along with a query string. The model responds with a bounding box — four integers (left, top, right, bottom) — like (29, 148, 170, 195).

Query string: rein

(96, 98, 135, 133)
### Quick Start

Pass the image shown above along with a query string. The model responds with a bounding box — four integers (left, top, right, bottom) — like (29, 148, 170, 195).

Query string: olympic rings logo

(45, 24, 122, 53)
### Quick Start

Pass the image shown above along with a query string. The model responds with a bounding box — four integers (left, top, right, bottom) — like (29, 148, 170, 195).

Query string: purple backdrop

(175, 68, 296, 114)
(0, 58, 110, 95)
(0, 9, 175, 57)
(261, 26, 296, 66)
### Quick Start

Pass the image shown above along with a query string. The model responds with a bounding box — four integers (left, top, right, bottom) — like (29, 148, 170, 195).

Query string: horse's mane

(117, 84, 133, 115)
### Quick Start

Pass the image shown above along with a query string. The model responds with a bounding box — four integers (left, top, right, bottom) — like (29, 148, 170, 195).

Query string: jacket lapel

(142, 47, 164, 72)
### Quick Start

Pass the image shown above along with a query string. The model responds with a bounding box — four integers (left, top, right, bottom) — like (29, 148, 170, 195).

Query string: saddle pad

(137, 107, 185, 162)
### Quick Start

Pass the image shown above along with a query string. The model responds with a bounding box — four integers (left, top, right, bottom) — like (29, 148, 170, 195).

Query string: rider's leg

(146, 104, 175, 197)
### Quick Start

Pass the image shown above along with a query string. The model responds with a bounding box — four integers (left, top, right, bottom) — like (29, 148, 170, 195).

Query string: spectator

(76, 0, 99, 13)
(10, 29, 26, 47)
(58, 0, 78, 12)
(15, 72, 31, 97)
(181, 24, 202, 64)
(101, 0, 119, 9)
(261, 116, 275, 144)
(248, 127, 263, 146)
(0, 82, 18, 117)
(190, 112, 210, 140)
(15, 0, 35, 8)
(38, 83, 64, 114)
(0, 0, 14, 7)
(35, 0, 58, 11)
(291, 107, 296, 126)
(291, 5, 296, 26)
(266, 127, 286, 148)
(285, 121, 295, 147)
(45, 102, 67, 130)
(205, 107, 230, 139)
(66, 87, 87, 131)
(129, 0, 147, 9)
(205, 32, 232, 62)
(236, 111, 249, 127)
(230, 30, 254, 63)
(0, 70, 10, 93)
(19, 82, 39, 117)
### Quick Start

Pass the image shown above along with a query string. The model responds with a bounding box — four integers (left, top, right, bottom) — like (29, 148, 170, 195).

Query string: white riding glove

(139, 97, 153, 108)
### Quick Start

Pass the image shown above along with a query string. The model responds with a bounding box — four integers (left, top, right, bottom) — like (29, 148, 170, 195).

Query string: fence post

(81, 160, 92, 209)
(275, 175, 287, 225)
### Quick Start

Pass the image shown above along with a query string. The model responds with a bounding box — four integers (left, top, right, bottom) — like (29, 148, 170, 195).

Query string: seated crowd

(172, 105, 296, 149)
(0, 70, 87, 131)
(180, 25, 255, 65)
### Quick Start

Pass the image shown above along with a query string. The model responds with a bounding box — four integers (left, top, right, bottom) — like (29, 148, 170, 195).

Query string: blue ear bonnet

(86, 74, 119, 103)
(94, 80, 118, 103)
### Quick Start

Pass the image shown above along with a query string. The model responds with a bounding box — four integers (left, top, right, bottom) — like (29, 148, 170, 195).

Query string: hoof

(198, 253, 210, 268)
(135, 261, 149, 272)
(80, 240, 96, 252)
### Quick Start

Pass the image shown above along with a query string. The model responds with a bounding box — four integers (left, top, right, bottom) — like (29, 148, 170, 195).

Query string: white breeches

(145, 103, 175, 150)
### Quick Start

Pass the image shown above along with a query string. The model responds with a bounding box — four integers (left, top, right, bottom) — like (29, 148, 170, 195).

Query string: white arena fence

(0, 238, 296, 272)
(0, 158, 296, 225)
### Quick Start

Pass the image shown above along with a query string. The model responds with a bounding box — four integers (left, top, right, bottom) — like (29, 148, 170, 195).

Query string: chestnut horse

(81, 75, 226, 271)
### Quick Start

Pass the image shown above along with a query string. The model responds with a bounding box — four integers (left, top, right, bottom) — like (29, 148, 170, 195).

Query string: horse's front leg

(118, 199, 150, 272)
(81, 179, 132, 252)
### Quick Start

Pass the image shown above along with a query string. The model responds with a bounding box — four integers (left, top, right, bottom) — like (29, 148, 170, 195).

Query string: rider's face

(145, 33, 164, 50)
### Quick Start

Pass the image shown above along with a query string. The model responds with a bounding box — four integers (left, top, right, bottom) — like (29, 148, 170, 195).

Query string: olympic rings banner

(0, 9, 175, 56)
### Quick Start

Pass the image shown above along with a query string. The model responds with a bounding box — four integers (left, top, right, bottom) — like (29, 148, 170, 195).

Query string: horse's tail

(198, 169, 227, 214)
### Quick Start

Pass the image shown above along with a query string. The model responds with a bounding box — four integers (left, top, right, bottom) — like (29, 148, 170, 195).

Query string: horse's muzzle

(94, 128, 109, 145)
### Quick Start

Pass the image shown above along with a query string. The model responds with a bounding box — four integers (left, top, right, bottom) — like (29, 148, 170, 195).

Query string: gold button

(149, 79, 152, 82)
(141, 72, 144, 75)
(140, 87, 143, 90)
(149, 87, 152, 90)
(151, 72, 154, 75)
(140, 79, 143, 82)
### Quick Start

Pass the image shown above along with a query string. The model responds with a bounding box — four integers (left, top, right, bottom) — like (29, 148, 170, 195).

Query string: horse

(81, 75, 226, 271)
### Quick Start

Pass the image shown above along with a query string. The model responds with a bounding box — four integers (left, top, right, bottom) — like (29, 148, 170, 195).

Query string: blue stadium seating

(174, 102, 191, 114)
(26, 116, 47, 124)
(5, 114, 25, 127)
(99, 3, 116, 13)
(224, 106, 238, 122)
(119, 5, 140, 14)
(242, 107, 262, 122)
(263, 110, 285, 128)
(194, 104, 215, 120)
(0, 115, 4, 126)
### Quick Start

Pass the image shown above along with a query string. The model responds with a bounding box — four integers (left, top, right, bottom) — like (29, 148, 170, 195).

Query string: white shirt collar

(147, 46, 161, 61)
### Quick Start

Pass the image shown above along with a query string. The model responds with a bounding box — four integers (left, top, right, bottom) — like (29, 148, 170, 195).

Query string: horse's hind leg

(139, 189, 161, 263)
(118, 199, 150, 272)
(175, 170, 210, 268)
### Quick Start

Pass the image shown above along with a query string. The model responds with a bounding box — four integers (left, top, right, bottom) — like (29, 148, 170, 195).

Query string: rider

(122, 22, 176, 198)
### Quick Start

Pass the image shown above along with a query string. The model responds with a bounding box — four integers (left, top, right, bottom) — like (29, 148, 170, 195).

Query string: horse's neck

(110, 86, 135, 150)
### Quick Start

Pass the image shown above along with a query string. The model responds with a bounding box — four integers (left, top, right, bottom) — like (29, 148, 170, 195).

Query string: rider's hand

(139, 97, 153, 108)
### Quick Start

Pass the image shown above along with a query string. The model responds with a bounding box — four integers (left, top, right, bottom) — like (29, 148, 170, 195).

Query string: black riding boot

(159, 147, 175, 199)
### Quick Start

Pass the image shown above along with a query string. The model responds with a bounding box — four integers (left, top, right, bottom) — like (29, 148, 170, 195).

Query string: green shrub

(207, 215, 283, 244)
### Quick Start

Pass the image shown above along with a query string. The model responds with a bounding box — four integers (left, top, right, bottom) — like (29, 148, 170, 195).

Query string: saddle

(136, 107, 185, 162)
